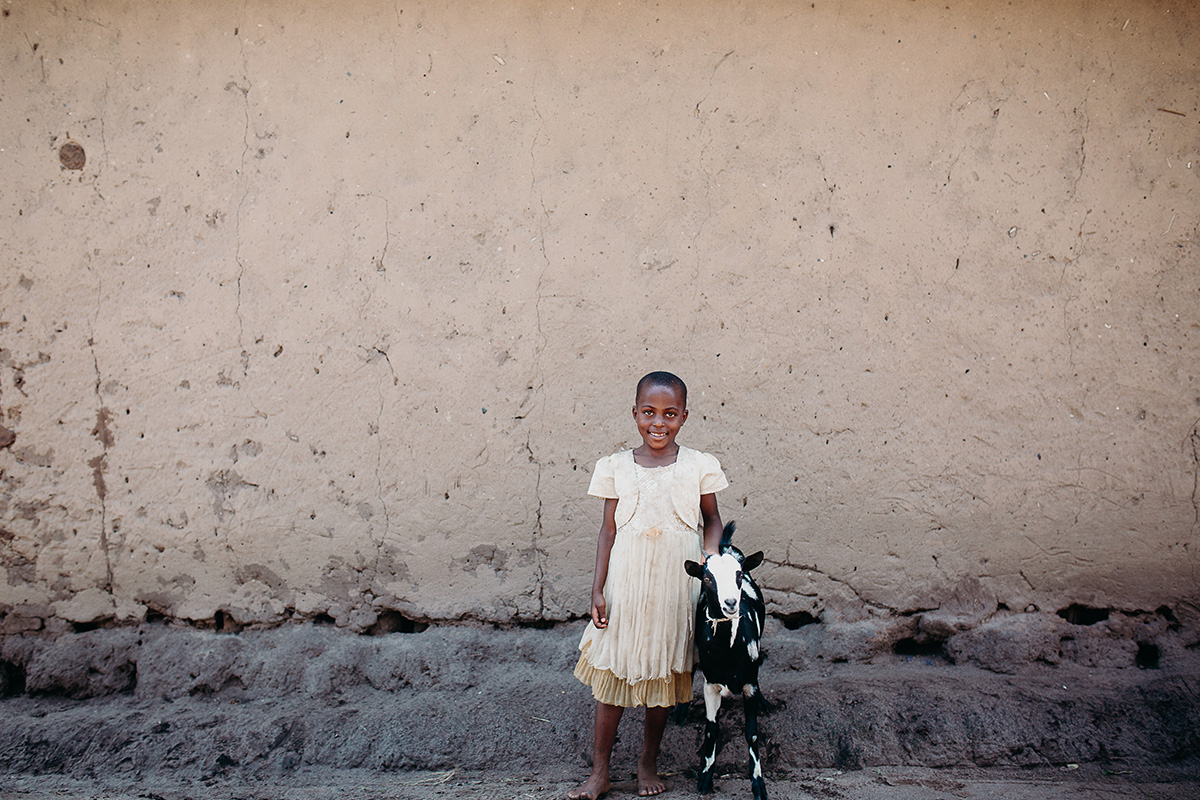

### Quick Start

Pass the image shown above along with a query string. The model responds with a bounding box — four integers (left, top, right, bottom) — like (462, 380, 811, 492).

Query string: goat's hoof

(751, 778, 768, 800)
(697, 773, 714, 794)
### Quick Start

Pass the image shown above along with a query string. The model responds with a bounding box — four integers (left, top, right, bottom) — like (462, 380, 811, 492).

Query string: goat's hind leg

(743, 683, 767, 800)
(697, 681, 724, 794)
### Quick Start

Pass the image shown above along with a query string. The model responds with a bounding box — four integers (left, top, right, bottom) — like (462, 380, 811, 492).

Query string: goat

(684, 521, 768, 800)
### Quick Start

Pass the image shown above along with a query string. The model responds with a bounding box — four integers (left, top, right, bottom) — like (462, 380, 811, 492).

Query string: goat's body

(695, 581, 765, 687)
(685, 522, 768, 800)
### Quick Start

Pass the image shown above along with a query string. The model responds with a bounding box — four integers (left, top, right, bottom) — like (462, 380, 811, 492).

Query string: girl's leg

(568, 702, 623, 800)
(637, 705, 670, 797)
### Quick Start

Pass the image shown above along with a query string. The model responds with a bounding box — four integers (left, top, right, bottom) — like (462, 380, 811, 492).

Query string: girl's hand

(591, 592, 608, 628)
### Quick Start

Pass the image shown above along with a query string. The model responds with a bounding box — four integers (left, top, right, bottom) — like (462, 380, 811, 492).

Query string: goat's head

(685, 522, 764, 620)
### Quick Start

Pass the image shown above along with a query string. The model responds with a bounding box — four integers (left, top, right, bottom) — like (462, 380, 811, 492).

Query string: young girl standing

(569, 371, 728, 799)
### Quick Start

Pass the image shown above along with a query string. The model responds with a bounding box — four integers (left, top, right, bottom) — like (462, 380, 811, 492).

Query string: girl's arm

(699, 492, 723, 561)
(589, 498, 619, 628)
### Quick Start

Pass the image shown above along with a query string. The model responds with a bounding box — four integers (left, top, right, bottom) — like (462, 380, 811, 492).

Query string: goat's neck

(705, 607, 741, 648)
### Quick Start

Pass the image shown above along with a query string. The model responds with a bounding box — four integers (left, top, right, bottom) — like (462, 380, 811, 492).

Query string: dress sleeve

(698, 452, 730, 495)
(587, 454, 619, 499)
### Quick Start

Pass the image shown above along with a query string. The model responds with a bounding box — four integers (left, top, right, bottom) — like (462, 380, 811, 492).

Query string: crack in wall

(367, 345, 395, 569)
(692, 49, 734, 118)
(87, 357, 113, 587)
(1068, 86, 1092, 200)
(84, 255, 113, 593)
(347, 192, 397, 573)
(943, 79, 980, 185)
(205, 469, 253, 586)
(354, 193, 391, 274)
(525, 434, 546, 617)
(764, 555, 895, 614)
(80, 79, 111, 204)
(88, 377, 113, 594)
(231, 17, 253, 372)
(1189, 419, 1200, 527)
(942, 78, 1013, 186)
(1018, 570, 1037, 592)
(526, 82, 550, 618)
(1056, 205, 1091, 376)
(1057, 87, 1095, 378)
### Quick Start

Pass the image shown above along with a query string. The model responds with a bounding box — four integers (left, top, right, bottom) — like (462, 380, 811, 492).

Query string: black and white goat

(684, 521, 768, 800)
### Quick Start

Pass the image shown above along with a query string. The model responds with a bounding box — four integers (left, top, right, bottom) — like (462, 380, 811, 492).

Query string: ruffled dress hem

(574, 642, 693, 707)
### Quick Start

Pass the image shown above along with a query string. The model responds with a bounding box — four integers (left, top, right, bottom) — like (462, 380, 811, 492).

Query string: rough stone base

(1, 620, 1197, 780)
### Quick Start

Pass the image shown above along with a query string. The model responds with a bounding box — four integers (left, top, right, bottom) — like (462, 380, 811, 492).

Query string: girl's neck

(632, 444, 680, 467)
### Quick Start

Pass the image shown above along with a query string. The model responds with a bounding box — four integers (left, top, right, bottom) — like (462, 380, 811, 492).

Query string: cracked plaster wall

(1, 0, 1197, 636)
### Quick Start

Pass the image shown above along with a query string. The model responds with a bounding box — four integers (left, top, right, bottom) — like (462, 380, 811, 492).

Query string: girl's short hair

(636, 371, 687, 406)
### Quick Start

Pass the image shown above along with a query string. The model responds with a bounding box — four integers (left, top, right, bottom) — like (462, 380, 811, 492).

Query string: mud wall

(1, 0, 1198, 636)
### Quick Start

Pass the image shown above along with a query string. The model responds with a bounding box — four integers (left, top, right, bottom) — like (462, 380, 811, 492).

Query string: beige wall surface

(1, 0, 1197, 634)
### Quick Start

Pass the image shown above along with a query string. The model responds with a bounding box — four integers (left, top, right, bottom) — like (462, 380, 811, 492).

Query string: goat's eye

(736, 571, 743, 583)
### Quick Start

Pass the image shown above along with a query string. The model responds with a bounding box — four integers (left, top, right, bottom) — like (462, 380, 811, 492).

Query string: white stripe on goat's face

(707, 552, 745, 618)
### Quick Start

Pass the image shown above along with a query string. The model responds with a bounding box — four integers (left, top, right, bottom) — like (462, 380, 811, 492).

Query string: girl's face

(633, 383, 688, 453)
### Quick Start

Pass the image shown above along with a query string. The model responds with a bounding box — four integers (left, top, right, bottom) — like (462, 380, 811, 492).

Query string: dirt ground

(4, 765, 1200, 800)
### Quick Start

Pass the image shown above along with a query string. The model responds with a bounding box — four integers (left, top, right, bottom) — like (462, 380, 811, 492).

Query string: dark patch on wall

(91, 407, 114, 448)
(58, 141, 85, 170)
(831, 728, 862, 771)
(0, 659, 27, 696)
(205, 469, 257, 521)
(893, 637, 947, 658)
(1058, 605, 1111, 626)
(1136, 642, 1160, 669)
(365, 609, 429, 635)
(12, 445, 52, 466)
(230, 439, 263, 463)
(2, 544, 36, 586)
(69, 618, 110, 633)
(236, 564, 286, 592)
(87, 454, 107, 500)
(454, 544, 508, 574)
(213, 610, 243, 634)
(777, 610, 820, 630)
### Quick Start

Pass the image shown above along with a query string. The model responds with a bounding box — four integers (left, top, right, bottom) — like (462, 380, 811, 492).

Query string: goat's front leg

(697, 681, 724, 794)
(743, 683, 767, 800)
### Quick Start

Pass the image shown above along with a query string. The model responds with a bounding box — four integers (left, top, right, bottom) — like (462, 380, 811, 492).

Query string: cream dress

(574, 446, 729, 707)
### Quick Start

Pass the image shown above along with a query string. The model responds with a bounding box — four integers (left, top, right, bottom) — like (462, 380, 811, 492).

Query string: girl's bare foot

(637, 760, 666, 796)
(568, 771, 610, 800)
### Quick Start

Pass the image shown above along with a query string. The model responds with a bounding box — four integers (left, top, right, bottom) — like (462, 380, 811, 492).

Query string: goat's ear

(684, 560, 704, 579)
(742, 551, 764, 572)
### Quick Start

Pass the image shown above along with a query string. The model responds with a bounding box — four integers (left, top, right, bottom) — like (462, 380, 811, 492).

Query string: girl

(569, 371, 728, 799)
